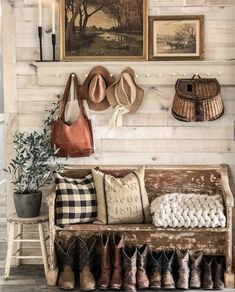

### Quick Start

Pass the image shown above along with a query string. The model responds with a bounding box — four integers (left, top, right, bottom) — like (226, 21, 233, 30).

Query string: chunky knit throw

(151, 193, 226, 228)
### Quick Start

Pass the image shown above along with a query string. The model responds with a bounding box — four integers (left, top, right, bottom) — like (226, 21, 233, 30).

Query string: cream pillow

(92, 166, 151, 224)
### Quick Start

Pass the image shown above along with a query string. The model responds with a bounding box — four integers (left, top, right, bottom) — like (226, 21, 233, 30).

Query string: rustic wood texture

(47, 164, 234, 288)
(2, 0, 235, 270)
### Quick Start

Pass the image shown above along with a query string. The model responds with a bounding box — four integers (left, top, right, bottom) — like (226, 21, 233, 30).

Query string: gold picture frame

(148, 15, 204, 60)
(60, 0, 148, 61)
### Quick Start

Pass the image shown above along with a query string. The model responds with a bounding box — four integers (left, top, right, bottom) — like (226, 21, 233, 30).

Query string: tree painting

(62, 0, 147, 59)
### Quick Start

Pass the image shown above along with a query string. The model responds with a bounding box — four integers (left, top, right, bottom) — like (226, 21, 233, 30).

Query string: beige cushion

(92, 167, 151, 224)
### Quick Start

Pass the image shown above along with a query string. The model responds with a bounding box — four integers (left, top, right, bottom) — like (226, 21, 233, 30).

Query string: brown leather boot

(189, 251, 203, 289)
(214, 257, 225, 290)
(110, 234, 124, 290)
(137, 244, 149, 289)
(202, 257, 214, 290)
(162, 250, 175, 290)
(122, 246, 137, 292)
(77, 236, 97, 291)
(177, 250, 190, 289)
(149, 250, 162, 289)
(98, 234, 111, 289)
(55, 236, 77, 290)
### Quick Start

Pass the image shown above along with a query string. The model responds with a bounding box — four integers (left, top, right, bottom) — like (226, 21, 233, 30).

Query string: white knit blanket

(151, 193, 226, 228)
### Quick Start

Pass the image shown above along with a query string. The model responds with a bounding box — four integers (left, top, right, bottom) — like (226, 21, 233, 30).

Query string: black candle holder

(38, 26, 43, 61)
(52, 33, 56, 61)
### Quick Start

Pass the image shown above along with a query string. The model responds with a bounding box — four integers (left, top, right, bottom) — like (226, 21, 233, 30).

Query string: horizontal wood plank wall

(12, 0, 235, 188)
(2, 0, 235, 263)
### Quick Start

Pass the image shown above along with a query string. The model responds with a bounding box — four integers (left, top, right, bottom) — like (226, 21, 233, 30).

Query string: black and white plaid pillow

(54, 172, 97, 226)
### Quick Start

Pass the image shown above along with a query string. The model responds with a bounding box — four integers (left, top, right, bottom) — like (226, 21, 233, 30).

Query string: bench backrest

(62, 165, 223, 203)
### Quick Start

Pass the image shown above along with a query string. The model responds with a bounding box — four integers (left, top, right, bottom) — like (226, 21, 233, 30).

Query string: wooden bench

(46, 164, 234, 288)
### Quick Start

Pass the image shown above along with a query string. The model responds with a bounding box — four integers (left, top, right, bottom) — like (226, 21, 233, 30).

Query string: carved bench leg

(47, 205, 58, 286)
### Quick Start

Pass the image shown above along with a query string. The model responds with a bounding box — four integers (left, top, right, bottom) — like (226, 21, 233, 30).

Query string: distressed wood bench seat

(47, 164, 234, 288)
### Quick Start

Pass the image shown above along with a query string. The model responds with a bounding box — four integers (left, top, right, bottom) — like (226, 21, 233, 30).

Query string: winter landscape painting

(148, 16, 204, 60)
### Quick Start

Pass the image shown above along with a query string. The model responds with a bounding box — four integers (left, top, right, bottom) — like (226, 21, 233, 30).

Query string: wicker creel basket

(172, 75, 224, 122)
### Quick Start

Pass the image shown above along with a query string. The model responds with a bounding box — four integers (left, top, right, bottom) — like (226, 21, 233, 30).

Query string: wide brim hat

(81, 66, 115, 111)
(106, 67, 144, 114)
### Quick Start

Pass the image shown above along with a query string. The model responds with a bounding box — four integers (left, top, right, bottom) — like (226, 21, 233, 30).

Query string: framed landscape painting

(60, 0, 148, 61)
(148, 15, 204, 60)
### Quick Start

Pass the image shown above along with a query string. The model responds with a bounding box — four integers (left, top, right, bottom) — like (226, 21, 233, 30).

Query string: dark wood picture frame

(60, 0, 148, 61)
(148, 15, 204, 61)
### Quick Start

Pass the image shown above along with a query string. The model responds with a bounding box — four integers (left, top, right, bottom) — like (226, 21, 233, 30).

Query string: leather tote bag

(51, 73, 94, 157)
(172, 75, 224, 122)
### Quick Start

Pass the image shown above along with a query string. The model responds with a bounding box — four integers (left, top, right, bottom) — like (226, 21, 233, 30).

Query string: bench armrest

(46, 186, 56, 206)
(46, 185, 58, 274)
(220, 164, 234, 208)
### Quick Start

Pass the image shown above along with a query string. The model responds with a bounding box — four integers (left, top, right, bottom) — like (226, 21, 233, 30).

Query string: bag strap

(60, 73, 85, 119)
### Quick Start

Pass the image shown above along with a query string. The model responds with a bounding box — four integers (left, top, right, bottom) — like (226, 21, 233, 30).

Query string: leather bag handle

(60, 73, 84, 120)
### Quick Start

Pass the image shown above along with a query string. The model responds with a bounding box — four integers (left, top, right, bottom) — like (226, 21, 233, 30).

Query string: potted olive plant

(5, 103, 61, 218)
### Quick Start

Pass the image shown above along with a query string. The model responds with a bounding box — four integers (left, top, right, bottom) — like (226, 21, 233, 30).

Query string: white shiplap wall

(2, 0, 235, 211)
(1, 0, 235, 265)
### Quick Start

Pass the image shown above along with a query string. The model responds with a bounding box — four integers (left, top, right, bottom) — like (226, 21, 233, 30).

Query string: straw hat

(106, 67, 144, 114)
(81, 66, 115, 111)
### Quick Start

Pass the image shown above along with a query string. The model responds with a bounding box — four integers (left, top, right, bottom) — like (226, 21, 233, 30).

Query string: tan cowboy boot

(149, 250, 163, 289)
(162, 250, 175, 290)
(77, 236, 97, 291)
(55, 236, 77, 290)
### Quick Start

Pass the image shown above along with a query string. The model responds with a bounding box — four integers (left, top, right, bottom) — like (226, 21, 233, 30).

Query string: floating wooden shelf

(32, 60, 235, 86)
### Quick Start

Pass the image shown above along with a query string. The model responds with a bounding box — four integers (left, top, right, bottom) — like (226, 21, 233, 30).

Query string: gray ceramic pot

(13, 191, 42, 218)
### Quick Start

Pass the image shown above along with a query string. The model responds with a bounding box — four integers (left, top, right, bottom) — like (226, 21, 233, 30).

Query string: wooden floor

(0, 266, 235, 292)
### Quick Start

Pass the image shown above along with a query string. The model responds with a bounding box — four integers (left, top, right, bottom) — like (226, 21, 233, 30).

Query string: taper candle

(52, 2, 55, 34)
(38, 0, 42, 27)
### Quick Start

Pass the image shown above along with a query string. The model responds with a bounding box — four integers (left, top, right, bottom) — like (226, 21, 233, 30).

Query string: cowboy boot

(149, 250, 162, 289)
(110, 234, 125, 290)
(122, 246, 137, 292)
(214, 257, 225, 290)
(77, 236, 97, 291)
(162, 250, 175, 290)
(55, 236, 77, 290)
(202, 257, 214, 290)
(98, 234, 111, 289)
(189, 251, 203, 289)
(177, 250, 190, 289)
(137, 244, 149, 289)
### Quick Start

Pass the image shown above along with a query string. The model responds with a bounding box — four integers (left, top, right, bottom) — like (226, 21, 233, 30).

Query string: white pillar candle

(52, 2, 55, 34)
(38, 0, 42, 27)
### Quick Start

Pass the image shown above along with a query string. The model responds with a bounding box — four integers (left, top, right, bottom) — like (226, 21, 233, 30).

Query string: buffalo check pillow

(54, 172, 97, 227)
